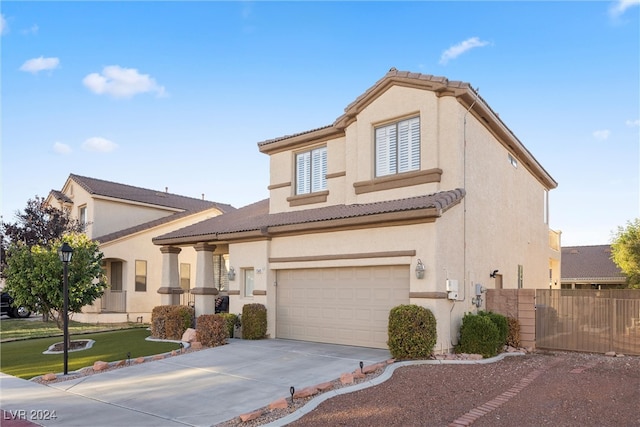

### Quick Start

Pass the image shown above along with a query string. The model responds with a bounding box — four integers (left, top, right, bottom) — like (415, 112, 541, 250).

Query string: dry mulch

(217, 350, 640, 427)
(286, 351, 640, 427)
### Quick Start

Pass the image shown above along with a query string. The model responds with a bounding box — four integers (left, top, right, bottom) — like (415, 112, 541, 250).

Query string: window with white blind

(296, 146, 327, 195)
(375, 116, 420, 177)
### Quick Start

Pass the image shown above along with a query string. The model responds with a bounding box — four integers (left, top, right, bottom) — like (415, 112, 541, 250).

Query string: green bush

(218, 313, 239, 338)
(242, 303, 267, 340)
(506, 316, 521, 348)
(151, 305, 194, 340)
(457, 312, 501, 358)
(387, 304, 437, 359)
(196, 314, 229, 347)
(479, 311, 508, 348)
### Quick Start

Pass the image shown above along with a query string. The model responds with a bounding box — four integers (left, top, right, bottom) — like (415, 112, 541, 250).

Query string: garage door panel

(276, 266, 409, 349)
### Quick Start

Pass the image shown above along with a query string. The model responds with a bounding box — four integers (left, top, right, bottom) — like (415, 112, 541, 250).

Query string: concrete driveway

(0, 339, 390, 426)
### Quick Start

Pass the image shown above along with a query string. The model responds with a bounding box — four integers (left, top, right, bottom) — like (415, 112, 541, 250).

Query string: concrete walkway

(0, 339, 390, 426)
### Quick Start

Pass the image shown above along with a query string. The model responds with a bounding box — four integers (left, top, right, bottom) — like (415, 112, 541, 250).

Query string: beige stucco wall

(75, 208, 224, 322)
(232, 82, 558, 350)
(57, 179, 181, 239)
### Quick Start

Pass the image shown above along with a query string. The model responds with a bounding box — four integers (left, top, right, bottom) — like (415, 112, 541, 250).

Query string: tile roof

(49, 189, 73, 204)
(561, 245, 626, 281)
(153, 189, 465, 244)
(68, 174, 235, 213)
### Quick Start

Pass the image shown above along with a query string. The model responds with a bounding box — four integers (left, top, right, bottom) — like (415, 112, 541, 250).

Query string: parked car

(1, 292, 31, 318)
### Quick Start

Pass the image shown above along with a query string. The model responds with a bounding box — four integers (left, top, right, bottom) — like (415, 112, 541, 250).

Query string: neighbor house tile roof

(153, 188, 465, 244)
(561, 245, 626, 281)
(49, 189, 73, 204)
(69, 174, 234, 213)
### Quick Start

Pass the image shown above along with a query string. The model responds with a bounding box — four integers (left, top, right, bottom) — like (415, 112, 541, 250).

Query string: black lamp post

(59, 242, 73, 375)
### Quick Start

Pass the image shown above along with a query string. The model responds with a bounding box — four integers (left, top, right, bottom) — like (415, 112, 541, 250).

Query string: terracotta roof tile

(153, 189, 465, 244)
(68, 174, 234, 213)
(561, 245, 625, 280)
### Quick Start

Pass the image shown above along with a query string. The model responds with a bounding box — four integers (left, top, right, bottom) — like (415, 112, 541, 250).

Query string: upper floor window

(78, 205, 87, 230)
(375, 116, 420, 177)
(296, 146, 327, 195)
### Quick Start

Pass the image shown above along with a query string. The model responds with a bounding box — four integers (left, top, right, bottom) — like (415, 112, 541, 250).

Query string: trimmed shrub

(242, 303, 267, 340)
(457, 312, 501, 358)
(479, 311, 508, 348)
(506, 316, 521, 348)
(151, 305, 194, 340)
(218, 313, 240, 338)
(196, 314, 229, 347)
(387, 304, 437, 360)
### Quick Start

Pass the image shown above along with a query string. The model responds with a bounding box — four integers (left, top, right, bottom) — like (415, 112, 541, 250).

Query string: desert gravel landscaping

(216, 350, 640, 426)
(283, 351, 639, 427)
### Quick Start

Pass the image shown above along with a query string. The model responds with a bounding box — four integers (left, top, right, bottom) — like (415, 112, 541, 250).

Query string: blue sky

(1, 1, 638, 246)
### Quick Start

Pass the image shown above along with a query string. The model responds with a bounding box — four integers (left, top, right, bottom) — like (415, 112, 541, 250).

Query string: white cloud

(439, 37, 490, 65)
(82, 137, 118, 153)
(53, 142, 72, 155)
(625, 119, 640, 127)
(593, 129, 611, 140)
(82, 65, 167, 99)
(0, 14, 8, 35)
(21, 24, 39, 35)
(19, 56, 60, 74)
(609, 0, 640, 18)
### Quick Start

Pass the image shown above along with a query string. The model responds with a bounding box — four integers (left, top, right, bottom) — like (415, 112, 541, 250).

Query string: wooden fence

(535, 289, 640, 355)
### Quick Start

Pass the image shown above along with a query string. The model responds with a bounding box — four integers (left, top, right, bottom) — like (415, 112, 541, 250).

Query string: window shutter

(311, 147, 327, 192)
(375, 124, 396, 177)
(296, 152, 310, 194)
(398, 117, 420, 173)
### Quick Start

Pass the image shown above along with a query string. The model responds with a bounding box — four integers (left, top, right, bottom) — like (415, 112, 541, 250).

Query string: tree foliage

(4, 233, 106, 328)
(1, 196, 84, 272)
(611, 218, 640, 289)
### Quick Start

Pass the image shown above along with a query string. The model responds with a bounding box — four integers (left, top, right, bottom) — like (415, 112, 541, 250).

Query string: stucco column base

(157, 286, 185, 306)
(192, 287, 219, 316)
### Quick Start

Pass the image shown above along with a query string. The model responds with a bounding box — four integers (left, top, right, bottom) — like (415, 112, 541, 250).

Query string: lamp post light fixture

(58, 242, 73, 375)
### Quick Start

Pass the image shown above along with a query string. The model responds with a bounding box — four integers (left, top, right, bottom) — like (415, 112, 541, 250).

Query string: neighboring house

(561, 245, 627, 289)
(153, 69, 560, 351)
(46, 174, 235, 323)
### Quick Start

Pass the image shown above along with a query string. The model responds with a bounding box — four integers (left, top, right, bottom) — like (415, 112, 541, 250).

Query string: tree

(611, 218, 640, 289)
(4, 233, 106, 328)
(1, 196, 84, 272)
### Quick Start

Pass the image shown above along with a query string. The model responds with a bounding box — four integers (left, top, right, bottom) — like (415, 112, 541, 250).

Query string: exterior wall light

(227, 267, 236, 281)
(415, 259, 425, 279)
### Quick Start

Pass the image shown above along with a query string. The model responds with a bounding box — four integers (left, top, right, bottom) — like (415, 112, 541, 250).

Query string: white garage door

(276, 265, 410, 349)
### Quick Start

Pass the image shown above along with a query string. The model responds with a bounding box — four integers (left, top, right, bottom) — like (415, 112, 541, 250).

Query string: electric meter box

(446, 279, 459, 292)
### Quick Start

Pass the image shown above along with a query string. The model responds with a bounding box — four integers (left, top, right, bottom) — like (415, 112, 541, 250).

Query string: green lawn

(1, 328, 181, 379)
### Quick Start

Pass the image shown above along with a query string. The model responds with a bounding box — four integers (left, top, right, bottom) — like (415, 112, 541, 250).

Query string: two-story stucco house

(46, 174, 234, 323)
(153, 69, 560, 351)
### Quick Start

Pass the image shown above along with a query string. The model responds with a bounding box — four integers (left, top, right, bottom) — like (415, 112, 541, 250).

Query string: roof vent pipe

(165, 187, 168, 193)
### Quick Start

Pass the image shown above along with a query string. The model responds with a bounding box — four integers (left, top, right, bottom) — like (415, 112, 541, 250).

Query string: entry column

(191, 243, 218, 316)
(157, 246, 184, 305)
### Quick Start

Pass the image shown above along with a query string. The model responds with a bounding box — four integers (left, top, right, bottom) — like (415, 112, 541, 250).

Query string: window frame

(243, 268, 255, 298)
(78, 205, 87, 230)
(375, 116, 420, 178)
(295, 146, 327, 195)
(180, 263, 191, 291)
(135, 260, 147, 292)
